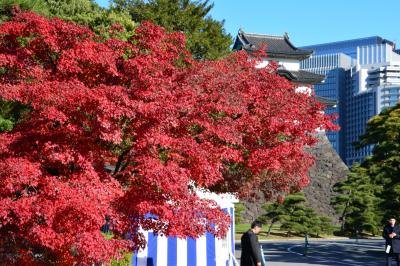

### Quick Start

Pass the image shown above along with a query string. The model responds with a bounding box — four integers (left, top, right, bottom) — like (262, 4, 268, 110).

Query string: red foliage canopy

(0, 12, 335, 265)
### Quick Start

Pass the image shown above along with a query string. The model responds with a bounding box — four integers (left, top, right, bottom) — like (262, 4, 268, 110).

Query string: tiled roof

(277, 69, 325, 84)
(315, 96, 337, 107)
(233, 29, 313, 60)
(276, 69, 335, 106)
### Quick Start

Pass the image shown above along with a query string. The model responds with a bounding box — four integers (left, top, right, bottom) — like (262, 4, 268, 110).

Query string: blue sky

(96, 0, 400, 47)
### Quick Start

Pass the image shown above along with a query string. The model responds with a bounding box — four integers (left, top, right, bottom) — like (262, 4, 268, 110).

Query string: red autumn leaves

(0, 12, 335, 265)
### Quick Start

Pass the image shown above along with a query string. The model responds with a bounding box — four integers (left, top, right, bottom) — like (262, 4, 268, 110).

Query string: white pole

(229, 250, 240, 266)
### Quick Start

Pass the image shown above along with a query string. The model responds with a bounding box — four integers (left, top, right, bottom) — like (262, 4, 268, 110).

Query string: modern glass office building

(301, 37, 400, 166)
(302, 36, 394, 59)
(300, 53, 351, 157)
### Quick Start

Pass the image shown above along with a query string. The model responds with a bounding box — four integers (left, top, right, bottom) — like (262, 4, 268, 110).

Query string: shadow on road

(236, 239, 387, 266)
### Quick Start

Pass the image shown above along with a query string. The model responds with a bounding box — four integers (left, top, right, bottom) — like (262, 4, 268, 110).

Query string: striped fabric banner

(132, 207, 235, 266)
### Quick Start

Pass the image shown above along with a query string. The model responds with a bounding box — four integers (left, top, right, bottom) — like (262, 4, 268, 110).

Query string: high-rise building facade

(301, 37, 400, 165)
(300, 53, 351, 157)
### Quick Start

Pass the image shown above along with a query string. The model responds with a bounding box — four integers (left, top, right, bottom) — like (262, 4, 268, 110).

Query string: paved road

(235, 239, 389, 266)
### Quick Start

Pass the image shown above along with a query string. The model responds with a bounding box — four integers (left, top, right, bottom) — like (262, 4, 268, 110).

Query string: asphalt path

(235, 239, 389, 266)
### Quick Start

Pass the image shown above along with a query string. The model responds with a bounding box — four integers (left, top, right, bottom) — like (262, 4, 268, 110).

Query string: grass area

(109, 252, 133, 266)
(235, 223, 340, 241)
(236, 223, 281, 232)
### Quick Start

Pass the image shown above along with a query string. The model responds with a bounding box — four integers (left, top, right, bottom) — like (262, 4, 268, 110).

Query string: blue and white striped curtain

(132, 207, 235, 266)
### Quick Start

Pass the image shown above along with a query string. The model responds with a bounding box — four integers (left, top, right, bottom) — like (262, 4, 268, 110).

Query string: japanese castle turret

(233, 29, 337, 106)
(232, 29, 348, 223)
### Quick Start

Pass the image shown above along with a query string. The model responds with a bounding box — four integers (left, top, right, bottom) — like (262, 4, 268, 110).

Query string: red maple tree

(0, 11, 336, 265)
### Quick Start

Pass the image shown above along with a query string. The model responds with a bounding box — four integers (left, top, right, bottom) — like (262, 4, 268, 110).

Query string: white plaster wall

(256, 58, 300, 70)
(295, 85, 312, 94)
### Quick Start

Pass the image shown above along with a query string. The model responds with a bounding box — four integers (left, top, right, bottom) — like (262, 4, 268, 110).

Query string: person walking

(383, 217, 400, 266)
(240, 220, 263, 266)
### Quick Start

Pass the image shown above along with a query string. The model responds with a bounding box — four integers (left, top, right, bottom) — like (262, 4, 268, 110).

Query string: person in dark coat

(240, 220, 263, 266)
(383, 217, 400, 266)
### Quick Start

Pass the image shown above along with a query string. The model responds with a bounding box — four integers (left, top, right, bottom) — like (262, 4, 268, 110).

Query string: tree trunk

(267, 221, 274, 237)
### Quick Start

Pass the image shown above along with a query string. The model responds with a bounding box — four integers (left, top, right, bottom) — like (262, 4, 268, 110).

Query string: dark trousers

(387, 253, 400, 266)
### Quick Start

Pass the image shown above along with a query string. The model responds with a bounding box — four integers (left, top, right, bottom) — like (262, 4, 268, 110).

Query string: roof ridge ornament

(232, 29, 313, 60)
(284, 32, 290, 39)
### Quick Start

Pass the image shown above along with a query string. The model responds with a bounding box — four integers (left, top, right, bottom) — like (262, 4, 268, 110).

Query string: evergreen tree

(279, 193, 321, 236)
(260, 193, 332, 237)
(260, 201, 286, 236)
(331, 163, 382, 235)
(44, 0, 135, 40)
(357, 103, 400, 221)
(331, 104, 400, 236)
(0, 0, 135, 39)
(319, 216, 335, 236)
(111, 0, 232, 60)
(234, 203, 245, 224)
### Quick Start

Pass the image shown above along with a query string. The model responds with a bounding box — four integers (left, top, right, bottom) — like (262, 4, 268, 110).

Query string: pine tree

(319, 216, 335, 236)
(234, 203, 245, 224)
(357, 103, 400, 221)
(110, 0, 232, 60)
(260, 201, 286, 236)
(331, 164, 382, 235)
(0, 0, 135, 39)
(44, 0, 135, 40)
(331, 104, 400, 236)
(260, 193, 332, 237)
(279, 193, 321, 236)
